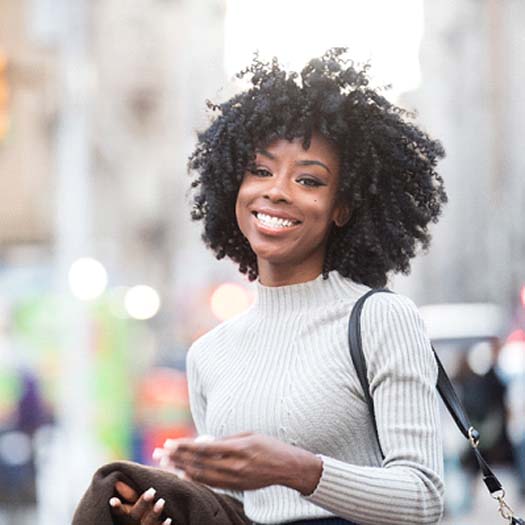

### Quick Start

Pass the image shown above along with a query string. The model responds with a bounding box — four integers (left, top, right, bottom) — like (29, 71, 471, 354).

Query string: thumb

(115, 481, 139, 502)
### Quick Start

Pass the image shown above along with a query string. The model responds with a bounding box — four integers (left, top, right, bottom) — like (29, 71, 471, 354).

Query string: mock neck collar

(253, 271, 369, 315)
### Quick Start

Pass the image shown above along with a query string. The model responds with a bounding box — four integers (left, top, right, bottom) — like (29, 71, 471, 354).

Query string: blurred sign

(134, 367, 194, 464)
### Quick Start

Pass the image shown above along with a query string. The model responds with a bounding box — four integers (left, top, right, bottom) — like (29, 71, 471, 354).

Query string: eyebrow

(256, 149, 332, 175)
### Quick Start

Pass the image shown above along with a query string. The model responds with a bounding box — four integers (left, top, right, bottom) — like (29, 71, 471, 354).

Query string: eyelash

(250, 168, 324, 188)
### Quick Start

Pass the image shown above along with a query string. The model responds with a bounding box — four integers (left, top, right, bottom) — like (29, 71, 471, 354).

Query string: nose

(263, 173, 292, 203)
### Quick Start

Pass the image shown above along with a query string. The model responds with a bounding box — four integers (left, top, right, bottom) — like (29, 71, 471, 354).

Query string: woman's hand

(109, 481, 172, 525)
(155, 432, 323, 495)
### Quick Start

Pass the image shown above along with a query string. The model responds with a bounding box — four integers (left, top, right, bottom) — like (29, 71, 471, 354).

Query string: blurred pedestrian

(457, 342, 511, 467)
(0, 371, 52, 525)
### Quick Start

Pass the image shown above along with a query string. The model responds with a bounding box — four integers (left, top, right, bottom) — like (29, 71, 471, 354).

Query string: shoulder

(360, 290, 436, 376)
(361, 290, 425, 329)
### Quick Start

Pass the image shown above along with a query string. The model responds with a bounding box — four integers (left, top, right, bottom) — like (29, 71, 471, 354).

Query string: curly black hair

(188, 48, 447, 287)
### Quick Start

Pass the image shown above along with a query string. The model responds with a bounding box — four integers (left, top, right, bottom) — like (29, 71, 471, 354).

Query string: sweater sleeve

(303, 293, 444, 525)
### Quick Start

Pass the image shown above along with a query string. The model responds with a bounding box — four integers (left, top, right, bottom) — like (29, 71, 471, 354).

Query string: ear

(333, 203, 351, 227)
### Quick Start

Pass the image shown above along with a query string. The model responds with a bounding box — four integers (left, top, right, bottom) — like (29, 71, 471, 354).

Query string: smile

(253, 212, 301, 229)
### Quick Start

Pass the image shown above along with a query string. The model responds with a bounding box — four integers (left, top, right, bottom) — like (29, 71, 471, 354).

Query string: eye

(297, 177, 324, 188)
(250, 167, 272, 177)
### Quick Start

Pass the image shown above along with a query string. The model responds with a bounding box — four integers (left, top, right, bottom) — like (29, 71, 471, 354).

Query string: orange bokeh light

(209, 282, 252, 321)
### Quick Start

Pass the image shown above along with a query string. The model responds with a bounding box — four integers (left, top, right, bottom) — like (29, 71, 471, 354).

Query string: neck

(257, 252, 326, 287)
(257, 264, 323, 287)
(253, 270, 370, 315)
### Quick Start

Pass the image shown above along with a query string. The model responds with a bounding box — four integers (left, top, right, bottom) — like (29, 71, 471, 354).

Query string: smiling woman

(189, 49, 446, 288)
(177, 49, 445, 525)
(73, 48, 447, 525)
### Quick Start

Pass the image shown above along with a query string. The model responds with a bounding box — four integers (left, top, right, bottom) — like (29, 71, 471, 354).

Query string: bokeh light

(498, 341, 525, 379)
(0, 431, 32, 466)
(68, 257, 108, 301)
(209, 282, 252, 321)
(467, 341, 493, 376)
(124, 285, 161, 320)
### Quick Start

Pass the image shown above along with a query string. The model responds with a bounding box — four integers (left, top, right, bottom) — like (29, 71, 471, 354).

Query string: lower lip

(253, 215, 301, 236)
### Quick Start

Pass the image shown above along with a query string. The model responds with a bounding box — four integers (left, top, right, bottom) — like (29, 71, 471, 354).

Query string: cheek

(234, 196, 242, 229)
(235, 187, 249, 232)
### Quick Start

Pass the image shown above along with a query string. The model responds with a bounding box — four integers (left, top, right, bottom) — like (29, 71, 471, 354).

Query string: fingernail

(163, 439, 179, 449)
(154, 498, 165, 513)
(195, 434, 215, 443)
(109, 497, 120, 507)
(143, 487, 156, 501)
(162, 519, 172, 525)
(152, 447, 165, 460)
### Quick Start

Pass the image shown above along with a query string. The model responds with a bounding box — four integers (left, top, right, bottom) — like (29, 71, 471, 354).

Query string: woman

(108, 48, 447, 525)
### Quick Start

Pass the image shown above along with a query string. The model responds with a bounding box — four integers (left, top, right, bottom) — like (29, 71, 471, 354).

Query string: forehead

(256, 133, 340, 168)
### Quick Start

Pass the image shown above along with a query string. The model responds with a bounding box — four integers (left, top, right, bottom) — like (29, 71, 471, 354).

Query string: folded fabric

(72, 460, 249, 525)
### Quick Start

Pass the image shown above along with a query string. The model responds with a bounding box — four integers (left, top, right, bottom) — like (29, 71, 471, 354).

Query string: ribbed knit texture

(186, 271, 444, 525)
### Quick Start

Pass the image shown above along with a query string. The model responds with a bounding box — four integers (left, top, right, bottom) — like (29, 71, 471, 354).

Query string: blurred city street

(1, 0, 524, 524)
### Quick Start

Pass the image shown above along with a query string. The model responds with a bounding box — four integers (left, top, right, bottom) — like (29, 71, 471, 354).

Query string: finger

(172, 451, 234, 474)
(152, 448, 184, 476)
(141, 497, 166, 525)
(109, 497, 133, 517)
(115, 481, 140, 502)
(174, 440, 239, 458)
(152, 448, 174, 469)
(181, 462, 244, 489)
(163, 437, 196, 452)
(152, 447, 169, 462)
(128, 488, 157, 521)
(194, 434, 216, 443)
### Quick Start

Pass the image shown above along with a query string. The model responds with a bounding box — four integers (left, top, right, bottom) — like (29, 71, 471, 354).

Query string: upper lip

(252, 208, 302, 223)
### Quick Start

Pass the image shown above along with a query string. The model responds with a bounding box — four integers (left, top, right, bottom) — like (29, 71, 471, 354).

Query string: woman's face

(235, 132, 348, 285)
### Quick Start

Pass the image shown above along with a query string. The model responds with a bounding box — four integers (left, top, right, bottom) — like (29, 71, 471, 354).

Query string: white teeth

(256, 212, 297, 228)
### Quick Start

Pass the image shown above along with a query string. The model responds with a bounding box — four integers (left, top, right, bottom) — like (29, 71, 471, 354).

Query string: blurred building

(0, 1, 56, 247)
(0, 0, 231, 353)
(398, 0, 525, 311)
(89, 0, 230, 356)
(1, 1, 230, 520)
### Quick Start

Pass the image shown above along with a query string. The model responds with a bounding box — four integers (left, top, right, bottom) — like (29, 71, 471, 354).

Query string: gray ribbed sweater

(186, 271, 444, 524)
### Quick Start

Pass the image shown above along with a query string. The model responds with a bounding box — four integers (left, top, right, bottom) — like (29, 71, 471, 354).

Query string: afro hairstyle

(188, 48, 447, 287)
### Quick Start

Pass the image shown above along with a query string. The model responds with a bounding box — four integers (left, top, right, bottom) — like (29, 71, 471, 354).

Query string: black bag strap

(348, 288, 524, 524)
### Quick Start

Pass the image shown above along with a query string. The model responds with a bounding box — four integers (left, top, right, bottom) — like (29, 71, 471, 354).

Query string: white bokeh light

(124, 285, 161, 320)
(498, 341, 525, 379)
(68, 257, 108, 301)
(467, 341, 493, 376)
